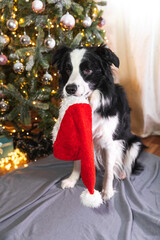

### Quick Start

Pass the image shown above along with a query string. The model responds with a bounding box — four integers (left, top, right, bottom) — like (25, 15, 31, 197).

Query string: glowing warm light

(51, 90, 56, 94)
(12, 13, 16, 18)
(32, 101, 36, 105)
(13, 6, 18, 12)
(35, 117, 38, 120)
(53, 117, 57, 122)
(0, 149, 28, 175)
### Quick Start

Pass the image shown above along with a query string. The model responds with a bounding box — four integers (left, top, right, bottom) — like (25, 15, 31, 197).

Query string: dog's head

(52, 45, 119, 98)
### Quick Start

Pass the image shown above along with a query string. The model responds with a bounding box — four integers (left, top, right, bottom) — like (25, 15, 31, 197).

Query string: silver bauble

(9, 53, 18, 61)
(0, 34, 10, 47)
(42, 72, 53, 85)
(0, 99, 8, 112)
(32, 0, 44, 13)
(60, 12, 75, 30)
(83, 16, 92, 27)
(44, 36, 55, 49)
(20, 34, 31, 46)
(7, 19, 18, 31)
(13, 61, 24, 74)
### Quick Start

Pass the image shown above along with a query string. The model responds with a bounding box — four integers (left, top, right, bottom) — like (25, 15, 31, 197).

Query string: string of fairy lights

(0, 148, 28, 175)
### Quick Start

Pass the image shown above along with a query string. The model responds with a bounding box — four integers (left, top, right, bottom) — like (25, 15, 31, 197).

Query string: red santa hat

(52, 96, 102, 208)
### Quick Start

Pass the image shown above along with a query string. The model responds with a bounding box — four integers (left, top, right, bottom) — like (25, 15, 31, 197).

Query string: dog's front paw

(101, 189, 115, 202)
(61, 178, 77, 189)
(119, 171, 126, 180)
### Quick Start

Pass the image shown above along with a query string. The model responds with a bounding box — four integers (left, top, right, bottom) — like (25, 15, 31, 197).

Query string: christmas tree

(0, 0, 107, 160)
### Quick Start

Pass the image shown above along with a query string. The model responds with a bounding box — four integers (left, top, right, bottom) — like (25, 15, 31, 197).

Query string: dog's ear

(95, 45, 119, 68)
(52, 45, 71, 69)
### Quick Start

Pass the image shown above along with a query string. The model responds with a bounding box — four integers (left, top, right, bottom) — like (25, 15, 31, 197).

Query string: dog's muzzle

(65, 84, 77, 95)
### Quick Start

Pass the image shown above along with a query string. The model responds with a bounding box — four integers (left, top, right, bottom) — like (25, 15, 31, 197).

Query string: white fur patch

(52, 95, 89, 143)
(63, 49, 91, 97)
(124, 142, 141, 177)
(80, 189, 103, 208)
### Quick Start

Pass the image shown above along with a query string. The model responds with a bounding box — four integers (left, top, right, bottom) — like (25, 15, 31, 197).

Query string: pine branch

(70, 33, 83, 48)
(3, 84, 24, 102)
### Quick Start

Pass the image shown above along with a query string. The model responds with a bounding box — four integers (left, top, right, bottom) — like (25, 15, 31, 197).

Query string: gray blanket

(0, 151, 160, 240)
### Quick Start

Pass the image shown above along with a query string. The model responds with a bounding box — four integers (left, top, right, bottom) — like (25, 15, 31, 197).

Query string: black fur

(52, 45, 144, 175)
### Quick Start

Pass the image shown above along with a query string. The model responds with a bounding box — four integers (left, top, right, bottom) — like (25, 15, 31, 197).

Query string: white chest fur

(92, 112, 119, 148)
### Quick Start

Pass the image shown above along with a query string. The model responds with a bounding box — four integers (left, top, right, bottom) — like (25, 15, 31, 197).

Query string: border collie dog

(52, 45, 143, 202)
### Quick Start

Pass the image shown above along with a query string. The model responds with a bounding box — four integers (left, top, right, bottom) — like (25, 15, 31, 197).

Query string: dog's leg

(102, 146, 116, 202)
(61, 160, 81, 189)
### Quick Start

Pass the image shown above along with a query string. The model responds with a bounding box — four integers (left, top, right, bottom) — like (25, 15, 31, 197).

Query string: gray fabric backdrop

(0, 151, 160, 240)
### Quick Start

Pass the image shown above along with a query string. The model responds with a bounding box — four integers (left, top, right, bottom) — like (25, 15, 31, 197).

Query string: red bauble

(0, 54, 8, 65)
(98, 17, 105, 27)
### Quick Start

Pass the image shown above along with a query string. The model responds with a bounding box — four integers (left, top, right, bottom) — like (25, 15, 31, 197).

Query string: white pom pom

(80, 189, 103, 208)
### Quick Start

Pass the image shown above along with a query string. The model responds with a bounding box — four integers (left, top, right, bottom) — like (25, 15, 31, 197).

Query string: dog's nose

(65, 84, 77, 95)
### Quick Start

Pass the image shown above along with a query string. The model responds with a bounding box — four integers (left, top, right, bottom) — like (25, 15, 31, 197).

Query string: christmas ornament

(9, 53, 18, 61)
(83, 15, 92, 27)
(0, 54, 8, 65)
(20, 32, 31, 46)
(7, 19, 18, 31)
(32, 0, 44, 13)
(44, 35, 55, 49)
(13, 61, 24, 74)
(42, 71, 53, 85)
(98, 17, 105, 27)
(0, 99, 8, 112)
(0, 33, 10, 47)
(52, 96, 103, 208)
(60, 12, 75, 30)
(0, 116, 5, 121)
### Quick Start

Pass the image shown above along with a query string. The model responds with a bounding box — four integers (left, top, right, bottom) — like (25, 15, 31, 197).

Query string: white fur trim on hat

(52, 96, 89, 143)
(80, 189, 103, 208)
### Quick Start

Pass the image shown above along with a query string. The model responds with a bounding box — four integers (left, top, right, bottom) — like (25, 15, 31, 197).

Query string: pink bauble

(60, 12, 75, 30)
(98, 17, 105, 27)
(32, 0, 44, 13)
(0, 54, 8, 65)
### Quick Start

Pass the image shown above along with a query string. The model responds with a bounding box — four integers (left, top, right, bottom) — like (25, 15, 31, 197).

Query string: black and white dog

(52, 45, 143, 202)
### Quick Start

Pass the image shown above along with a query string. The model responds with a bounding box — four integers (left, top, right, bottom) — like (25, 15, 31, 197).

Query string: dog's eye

(83, 69, 93, 75)
(66, 69, 71, 75)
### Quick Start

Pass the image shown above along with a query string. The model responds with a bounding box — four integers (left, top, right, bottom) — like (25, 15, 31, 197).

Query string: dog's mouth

(64, 91, 92, 103)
